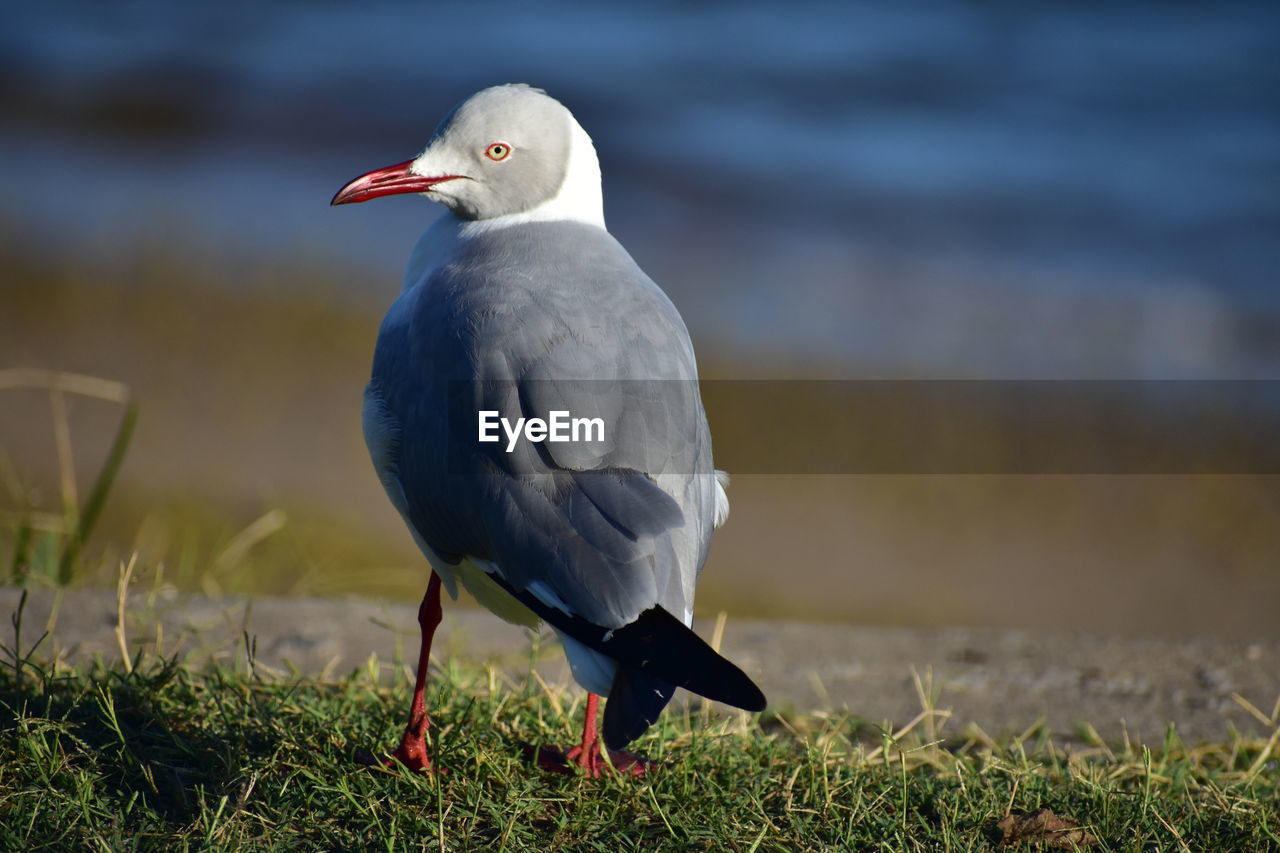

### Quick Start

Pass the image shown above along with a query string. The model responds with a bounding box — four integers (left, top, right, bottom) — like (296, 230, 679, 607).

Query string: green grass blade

(57, 401, 138, 586)
(8, 521, 32, 584)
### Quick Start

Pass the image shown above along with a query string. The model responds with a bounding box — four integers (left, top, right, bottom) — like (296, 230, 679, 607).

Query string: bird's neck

(460, 119, 606, 238)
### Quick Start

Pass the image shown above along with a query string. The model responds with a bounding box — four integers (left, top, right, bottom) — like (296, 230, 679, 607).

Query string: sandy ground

(4, 586, 1275, 746)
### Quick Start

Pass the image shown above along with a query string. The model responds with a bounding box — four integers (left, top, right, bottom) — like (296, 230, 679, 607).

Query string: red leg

(565, 693, 602, 772)
(373, 572, 443, 773)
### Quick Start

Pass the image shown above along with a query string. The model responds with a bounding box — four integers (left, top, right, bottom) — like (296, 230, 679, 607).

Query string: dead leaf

(994, 808, 1098, 849)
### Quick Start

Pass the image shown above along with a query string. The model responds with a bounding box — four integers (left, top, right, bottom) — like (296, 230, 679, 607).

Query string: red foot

(522, 692, 650, 777)
(388, 737, 432, 773)
(385, 714, 436, 772)
(355, 717, 440, 773)
(523, 742, 652, 778)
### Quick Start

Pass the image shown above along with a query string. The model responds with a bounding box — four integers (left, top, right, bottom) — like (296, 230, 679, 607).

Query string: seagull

(332, 84, 765, 777)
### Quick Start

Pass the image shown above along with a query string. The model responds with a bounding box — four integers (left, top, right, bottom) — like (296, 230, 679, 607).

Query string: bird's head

(332, 84, 603, 225)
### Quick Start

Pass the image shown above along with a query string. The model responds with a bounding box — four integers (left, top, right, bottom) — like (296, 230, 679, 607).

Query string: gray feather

(371, 220, 717, 628)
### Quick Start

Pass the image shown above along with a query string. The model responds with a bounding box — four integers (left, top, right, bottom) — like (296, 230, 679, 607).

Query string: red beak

(330, 160, 464, 206)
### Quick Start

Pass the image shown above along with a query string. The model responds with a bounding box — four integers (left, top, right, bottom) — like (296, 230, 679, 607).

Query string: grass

(1, 592, 1277, 852)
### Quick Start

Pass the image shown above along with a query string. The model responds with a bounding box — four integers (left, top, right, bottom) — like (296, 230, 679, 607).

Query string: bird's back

(368, 219, 717, 628)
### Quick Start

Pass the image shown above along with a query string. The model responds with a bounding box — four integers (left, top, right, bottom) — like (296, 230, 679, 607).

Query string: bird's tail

(489, 574, 767, 746)
(595, 604, 766, 714)
(603, 667, 675, 751)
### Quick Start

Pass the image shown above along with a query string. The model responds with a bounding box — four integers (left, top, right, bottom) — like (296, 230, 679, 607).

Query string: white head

(332, 84, 604, 228)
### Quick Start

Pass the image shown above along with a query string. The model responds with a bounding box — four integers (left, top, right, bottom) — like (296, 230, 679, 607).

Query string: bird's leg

(381, 572, 443, 773)
(529, 692, 650, 778)
(564, 693, 603, 773)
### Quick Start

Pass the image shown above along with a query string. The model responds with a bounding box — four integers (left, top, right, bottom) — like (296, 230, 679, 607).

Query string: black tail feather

(594, 605, 767, 712)
(603, 668, 676, 751)
(491, 576, 767, 713)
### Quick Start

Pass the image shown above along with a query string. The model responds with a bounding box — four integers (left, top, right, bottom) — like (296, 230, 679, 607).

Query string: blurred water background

(3, 1, 1278, 637)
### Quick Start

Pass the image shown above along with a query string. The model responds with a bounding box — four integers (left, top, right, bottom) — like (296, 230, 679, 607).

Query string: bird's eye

(484, 142, 511, 161)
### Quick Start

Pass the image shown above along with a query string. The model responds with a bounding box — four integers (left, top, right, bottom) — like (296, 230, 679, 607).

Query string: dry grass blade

(1231, 692, 1277, 728)
(1244, 723, 1280, 782)
(0, 368, 131, 402)
(212, 510, 289, 574)
(115, 553, 139, 674)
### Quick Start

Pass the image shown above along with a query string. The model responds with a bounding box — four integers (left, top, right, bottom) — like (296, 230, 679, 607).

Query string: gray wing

(373, 220, 717, 628)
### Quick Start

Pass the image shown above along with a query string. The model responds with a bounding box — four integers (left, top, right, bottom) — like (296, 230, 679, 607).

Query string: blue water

(3, 0, 1277, 377)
